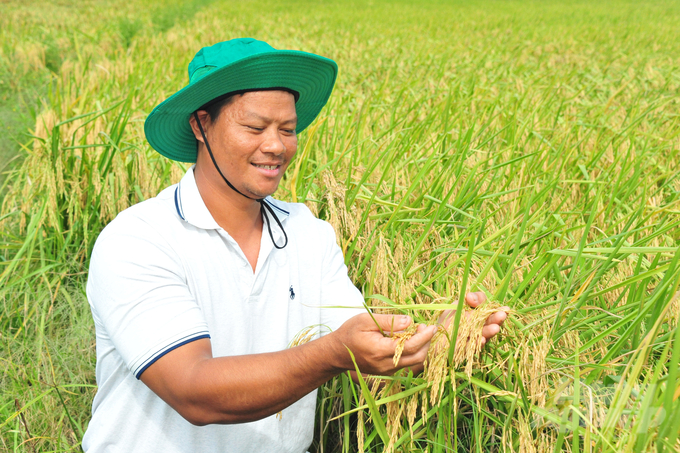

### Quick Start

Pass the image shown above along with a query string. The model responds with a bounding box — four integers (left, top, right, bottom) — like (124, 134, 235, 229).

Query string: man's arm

(140, 312, 436, 426)
(141, 291, 509, 425)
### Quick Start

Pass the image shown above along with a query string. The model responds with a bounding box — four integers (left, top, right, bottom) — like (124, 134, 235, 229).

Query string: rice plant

(1, 0, 679, 451)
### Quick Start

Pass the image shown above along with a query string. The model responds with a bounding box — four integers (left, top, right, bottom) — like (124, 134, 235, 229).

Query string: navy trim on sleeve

(134, 333, 210, 379)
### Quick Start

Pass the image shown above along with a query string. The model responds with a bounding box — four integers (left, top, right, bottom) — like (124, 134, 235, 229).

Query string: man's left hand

(454, 291, 509, 346)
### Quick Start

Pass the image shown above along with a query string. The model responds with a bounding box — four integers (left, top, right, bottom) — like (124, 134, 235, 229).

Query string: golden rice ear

(288, 325, 328, 348)
(518, 332, 551, 407)
(357, 393, 365, 453)
(450, 302, 504, 378)
(515, 412, 538, 453)
(406, 392, 418, 442)
(391, 324, 417, 367)
(374, 380, 404, 453)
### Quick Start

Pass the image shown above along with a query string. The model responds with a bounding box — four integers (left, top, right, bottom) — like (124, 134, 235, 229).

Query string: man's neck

(193, 164, 263, 271)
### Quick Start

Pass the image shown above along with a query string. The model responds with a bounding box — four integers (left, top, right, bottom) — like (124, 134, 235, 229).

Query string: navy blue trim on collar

(174, 186, 186, 221)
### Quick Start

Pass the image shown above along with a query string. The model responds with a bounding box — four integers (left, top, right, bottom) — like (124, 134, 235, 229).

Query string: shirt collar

(174, 166, 290, 230)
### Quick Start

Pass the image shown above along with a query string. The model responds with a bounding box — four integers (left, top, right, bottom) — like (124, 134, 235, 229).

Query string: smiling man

(83, 38, 508, 452)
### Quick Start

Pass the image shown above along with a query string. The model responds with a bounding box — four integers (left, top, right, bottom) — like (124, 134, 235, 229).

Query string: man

(83, 38, 508, 452)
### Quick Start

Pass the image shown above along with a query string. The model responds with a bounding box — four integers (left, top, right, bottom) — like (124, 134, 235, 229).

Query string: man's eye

(248, 125, 264, 131)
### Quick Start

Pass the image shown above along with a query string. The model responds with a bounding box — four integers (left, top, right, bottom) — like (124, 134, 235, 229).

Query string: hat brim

(144, 50, 337, 163)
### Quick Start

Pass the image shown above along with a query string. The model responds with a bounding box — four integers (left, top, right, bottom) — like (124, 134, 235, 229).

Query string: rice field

(1, 0, 679, 451)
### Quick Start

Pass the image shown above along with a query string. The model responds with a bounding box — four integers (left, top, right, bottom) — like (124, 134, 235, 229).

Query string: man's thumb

(372, 314, 412, 333)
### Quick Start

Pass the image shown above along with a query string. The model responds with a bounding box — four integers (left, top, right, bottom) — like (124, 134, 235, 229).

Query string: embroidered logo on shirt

(289, 285, 295, 300)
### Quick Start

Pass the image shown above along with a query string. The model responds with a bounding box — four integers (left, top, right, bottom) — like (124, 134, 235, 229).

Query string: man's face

(198, 90, 298, 199)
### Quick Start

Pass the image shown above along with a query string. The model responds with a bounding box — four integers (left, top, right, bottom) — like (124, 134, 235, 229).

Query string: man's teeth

(255, 165, 277, 170)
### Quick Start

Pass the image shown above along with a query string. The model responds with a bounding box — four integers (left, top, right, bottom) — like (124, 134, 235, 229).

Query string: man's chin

(244, 185, 279, 200)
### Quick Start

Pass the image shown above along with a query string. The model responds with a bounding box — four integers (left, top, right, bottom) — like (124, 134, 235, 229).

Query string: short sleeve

(318, 221, 366, 332)
(87, 216, 210, 379)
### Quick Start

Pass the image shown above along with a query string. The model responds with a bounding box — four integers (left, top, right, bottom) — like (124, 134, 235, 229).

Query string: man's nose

(260, 130, 287, 155)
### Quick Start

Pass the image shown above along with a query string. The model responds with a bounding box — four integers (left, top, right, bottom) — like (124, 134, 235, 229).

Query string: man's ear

(189, 111, 210, 144)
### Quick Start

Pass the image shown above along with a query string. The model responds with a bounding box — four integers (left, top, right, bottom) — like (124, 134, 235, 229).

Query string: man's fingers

(397, 331, 434, 367)
(398, 341, 431, 368)
(401, 325, 436, 355)
(484, 308, 509, 326)
(465, 291, 487, 308)
(438, 309, 454, 326)
(371, 313, 412, 334)
(481, 323, 501, 340)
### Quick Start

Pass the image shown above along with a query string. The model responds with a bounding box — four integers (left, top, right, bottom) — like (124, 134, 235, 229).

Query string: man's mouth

(253, 164, 279, 170)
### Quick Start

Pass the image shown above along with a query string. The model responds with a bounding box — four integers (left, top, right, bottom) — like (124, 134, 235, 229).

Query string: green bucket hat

(144, 38, 338, 163)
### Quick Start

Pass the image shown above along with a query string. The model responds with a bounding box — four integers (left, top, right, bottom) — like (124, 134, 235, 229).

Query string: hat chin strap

(193, 112, 288, 250)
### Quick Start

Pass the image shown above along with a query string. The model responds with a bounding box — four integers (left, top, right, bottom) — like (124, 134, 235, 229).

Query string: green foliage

(117, 17, 143, 49)
(1, 0, 680, 451)
(150, 0, 216, 33)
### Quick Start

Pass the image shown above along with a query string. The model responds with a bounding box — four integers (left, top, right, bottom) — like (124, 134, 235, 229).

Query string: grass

(1, 0, 680, 451)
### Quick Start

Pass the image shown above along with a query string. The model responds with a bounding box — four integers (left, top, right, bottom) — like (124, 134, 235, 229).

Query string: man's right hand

(139, 313, 435, 426)
(328, 313, 437, 375)
(139, 304, 505, 427)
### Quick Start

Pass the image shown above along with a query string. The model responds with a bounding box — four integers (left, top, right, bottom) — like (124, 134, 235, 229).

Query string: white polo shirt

(83, 167, 365, 452)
